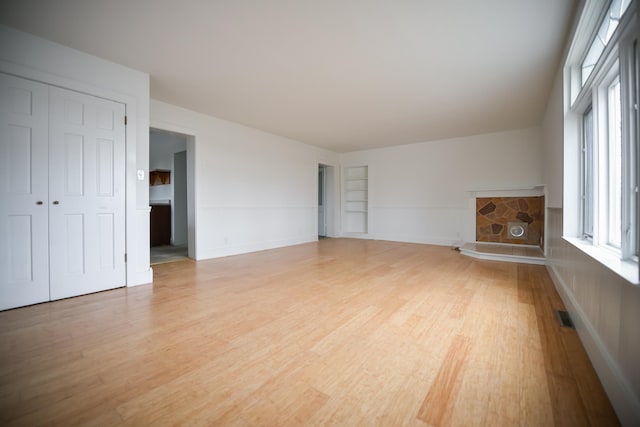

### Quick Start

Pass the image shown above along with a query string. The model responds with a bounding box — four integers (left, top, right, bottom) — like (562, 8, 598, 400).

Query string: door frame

(318, 165, 326, 237)
(0, 53, 153, 286)
(149, 123, 197, 260)
(318, 163, 337, 238)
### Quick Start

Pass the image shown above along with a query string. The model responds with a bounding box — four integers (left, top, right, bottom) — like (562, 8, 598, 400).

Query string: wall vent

(556, 310, 575, 328)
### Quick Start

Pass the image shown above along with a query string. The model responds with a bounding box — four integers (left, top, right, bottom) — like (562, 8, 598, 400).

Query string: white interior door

(48, 86, 126, 300)
(0, 74, 50, 310)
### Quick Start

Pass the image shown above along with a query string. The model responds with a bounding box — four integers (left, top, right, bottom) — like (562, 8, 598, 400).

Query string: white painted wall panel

(340, 127, 543, 245)
(151, 99, 339, 261)
(546, 208, 640, 425)
(541, 69, 563, 208)
(542, 61, 640, 424)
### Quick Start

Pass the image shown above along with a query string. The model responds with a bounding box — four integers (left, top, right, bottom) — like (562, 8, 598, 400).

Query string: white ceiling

(0, 0, 576, 152)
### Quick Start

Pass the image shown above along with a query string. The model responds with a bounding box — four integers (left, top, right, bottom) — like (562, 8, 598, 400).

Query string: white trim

(564, 236, 639, 284)
(459, 246, 546, 265)
(0, 59, 148, 288)
(150, 118, 198, 261)
(467, 185, 546, 198)
(546, 262, 640, 427)
(197, 236, 316, 260)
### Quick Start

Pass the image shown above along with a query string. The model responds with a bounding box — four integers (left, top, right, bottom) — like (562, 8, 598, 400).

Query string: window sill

(563, 236, 639, 285)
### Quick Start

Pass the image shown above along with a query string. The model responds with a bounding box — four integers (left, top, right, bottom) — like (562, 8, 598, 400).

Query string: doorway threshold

(150, 244, 189, 265)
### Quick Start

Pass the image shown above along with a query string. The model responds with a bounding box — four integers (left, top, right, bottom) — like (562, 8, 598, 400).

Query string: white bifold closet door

(0, 74, 50, 310)
(48, 85, 126, 300)
(0, 73, 126, 310)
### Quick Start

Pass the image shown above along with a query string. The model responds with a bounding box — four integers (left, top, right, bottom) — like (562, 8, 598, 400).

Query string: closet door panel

(48, 86, 126, 300)
(0, 74, 50, 310)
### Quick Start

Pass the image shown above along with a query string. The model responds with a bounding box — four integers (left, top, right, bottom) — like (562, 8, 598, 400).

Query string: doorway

(318, 164, 335, 238)
(149, 129, 190, 264)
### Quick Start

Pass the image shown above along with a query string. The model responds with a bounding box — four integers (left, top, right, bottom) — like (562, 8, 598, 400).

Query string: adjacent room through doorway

(318, 164, 335, 239)
(149, 129, 190, 264)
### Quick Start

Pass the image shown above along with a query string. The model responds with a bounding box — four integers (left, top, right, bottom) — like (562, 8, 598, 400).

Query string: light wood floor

(0, 239, 619, 426)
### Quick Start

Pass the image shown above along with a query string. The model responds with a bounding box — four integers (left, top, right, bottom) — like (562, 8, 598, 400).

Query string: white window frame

(596, 65, 622, 253)
(582, 106, 595, 240)
(564, 0, 639, 284)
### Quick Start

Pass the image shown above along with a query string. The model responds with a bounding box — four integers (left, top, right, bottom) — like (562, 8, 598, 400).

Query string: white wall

(0, 25, 152, 286)
(150, 100, 340, 260)
(339, 127, 543, 245)
(541, 70, 564, 209)
(542, 66, 640, 425)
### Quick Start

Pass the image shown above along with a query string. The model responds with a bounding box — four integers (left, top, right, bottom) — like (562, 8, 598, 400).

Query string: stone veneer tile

(478, 201, 496, 215)
(476, 196, 544, 247)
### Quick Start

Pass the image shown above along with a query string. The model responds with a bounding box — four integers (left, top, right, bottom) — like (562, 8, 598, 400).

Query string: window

(606, 77, 623, 248)
(581, 0, 633, 85)
(631, 40, 639, 257)
(567, 0, 639, 282)
(582, 107, 594, 239)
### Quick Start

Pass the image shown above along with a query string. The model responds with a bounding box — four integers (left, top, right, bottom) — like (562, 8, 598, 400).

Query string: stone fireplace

(476, 196, 544, 247)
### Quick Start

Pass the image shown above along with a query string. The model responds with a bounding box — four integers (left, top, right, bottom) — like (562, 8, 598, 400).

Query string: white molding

(127, 269, 153, 287)
(473, 241, 541, 249)
(546, 263, 640, 427)
(563, 236, 639, 285)
(348, 232, 459, 247)
(459, 248, 546, 265)
(196, 236, 317, 261)
(468, 185, 546, 198)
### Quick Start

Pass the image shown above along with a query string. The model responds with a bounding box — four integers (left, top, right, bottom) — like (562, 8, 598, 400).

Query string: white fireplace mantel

(467, 185, 545, 198)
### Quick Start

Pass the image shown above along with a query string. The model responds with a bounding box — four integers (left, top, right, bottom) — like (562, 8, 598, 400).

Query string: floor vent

(556, 310, 575, 328)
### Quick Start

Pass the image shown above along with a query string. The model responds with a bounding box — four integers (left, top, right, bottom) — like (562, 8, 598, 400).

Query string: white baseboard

(546, 264, 640, 427)
(127, 268, 153, 287)
(348, 232, 457, 247)
(196, 236, 317, 261)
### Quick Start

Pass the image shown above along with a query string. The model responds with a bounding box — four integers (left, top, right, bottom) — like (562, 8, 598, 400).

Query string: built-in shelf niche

(149, 169, 171, 186)
(344, 165, 368, 233)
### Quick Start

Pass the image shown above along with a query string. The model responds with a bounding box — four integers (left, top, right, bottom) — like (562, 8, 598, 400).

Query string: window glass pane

(581, 0, 632, 86)
(613, 0, 632, 21)
(582, 39, 605, 85)
(583, 107, 594, 238)
(608, 78, 622, 248)
(634, 41, 639, 257)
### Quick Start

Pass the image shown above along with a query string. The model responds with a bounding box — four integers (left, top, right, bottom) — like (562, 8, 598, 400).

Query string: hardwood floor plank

(0, 239, 619, 426)
(560, 328, 619, 426)
(518, 302, 555, 426)
(546, 373, 591, 427)
(416, 334, 471, 425)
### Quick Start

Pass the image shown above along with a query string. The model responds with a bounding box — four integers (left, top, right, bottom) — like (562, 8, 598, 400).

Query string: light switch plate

(137, 170, 145, 180)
